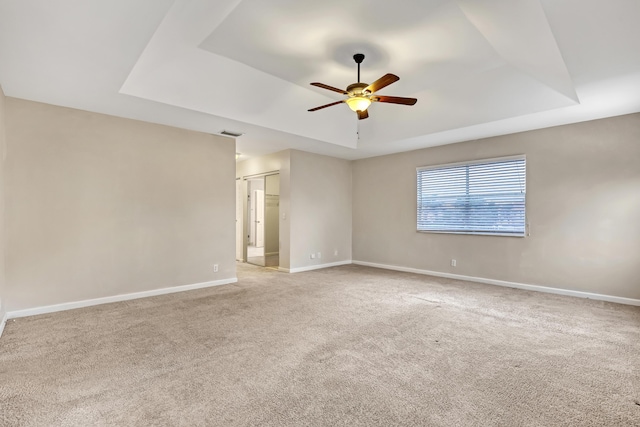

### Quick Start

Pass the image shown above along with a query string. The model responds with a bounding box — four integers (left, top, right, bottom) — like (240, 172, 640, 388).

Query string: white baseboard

(353, 261, 640, 306)
(6, 277, 238, 319)
(0, 313, 7, 339)
(281, 260, 352, 274)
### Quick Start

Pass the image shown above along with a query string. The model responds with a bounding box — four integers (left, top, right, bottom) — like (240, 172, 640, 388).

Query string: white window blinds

(417, 156, 526, 236)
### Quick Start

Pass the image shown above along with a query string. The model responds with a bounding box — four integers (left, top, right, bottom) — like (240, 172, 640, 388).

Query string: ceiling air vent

(219, 130, 244, 138)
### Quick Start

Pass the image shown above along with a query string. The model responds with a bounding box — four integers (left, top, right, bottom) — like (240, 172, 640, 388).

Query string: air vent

(219, 130, 244, 138)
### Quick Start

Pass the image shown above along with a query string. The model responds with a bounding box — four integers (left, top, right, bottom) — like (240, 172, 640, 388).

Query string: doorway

(246, 174, 279, 268)
(235, 179, 243, 261)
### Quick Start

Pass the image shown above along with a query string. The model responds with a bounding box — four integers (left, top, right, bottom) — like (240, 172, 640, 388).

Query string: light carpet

(1, 263, 639, 426)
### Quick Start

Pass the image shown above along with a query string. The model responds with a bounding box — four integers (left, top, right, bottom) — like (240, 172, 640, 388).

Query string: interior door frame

(235, 178, 243, 261)
(242, 171, 279, 266)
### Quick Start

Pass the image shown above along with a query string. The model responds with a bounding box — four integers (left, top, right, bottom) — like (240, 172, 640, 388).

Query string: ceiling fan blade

(373, 95, 417, 105)
(357, 109, 369, 120)
(364, 74, 399, 94)
(310, 82, 348, 95)
(308, 100, 344, 112)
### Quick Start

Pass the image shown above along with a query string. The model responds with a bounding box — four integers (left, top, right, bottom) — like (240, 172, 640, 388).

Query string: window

(417, 156, 526, 236)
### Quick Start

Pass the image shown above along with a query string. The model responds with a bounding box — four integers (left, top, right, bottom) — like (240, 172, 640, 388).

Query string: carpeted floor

(1, 263, 639, 426)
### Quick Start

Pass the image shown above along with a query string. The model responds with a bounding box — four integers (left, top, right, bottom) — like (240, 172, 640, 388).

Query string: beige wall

(5, 98, 236, 311)
(0, 87, 6, 321)
(289, 150, 352, 270)
(236, 150, 291, 269)
(353, 113, 640, 300)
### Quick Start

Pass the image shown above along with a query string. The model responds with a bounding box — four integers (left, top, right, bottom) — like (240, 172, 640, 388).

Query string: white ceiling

(1, 0, 639, 160)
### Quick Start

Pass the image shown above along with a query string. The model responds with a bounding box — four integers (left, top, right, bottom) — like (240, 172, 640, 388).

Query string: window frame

(416, 154, 527, 237)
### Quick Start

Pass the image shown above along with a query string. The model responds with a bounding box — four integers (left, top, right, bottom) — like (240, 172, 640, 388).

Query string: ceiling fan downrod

(353, 53, 365, 83)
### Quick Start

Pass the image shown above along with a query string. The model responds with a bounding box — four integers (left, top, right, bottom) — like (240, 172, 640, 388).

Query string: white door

(254, 189, 265, 248)
(236, 180, 243, 261)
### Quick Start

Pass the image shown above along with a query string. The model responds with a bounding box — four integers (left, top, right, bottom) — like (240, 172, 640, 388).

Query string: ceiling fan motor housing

(347, 82, 369, 96)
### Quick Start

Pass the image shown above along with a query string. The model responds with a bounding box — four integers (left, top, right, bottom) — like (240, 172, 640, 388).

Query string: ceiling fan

(308, 53, 417, 120)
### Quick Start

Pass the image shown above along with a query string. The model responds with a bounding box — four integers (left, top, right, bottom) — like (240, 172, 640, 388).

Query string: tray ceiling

(1, 0, 639, 159)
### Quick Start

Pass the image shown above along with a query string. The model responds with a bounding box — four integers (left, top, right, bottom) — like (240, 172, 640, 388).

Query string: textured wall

(353, 113, 640, 300)
(5, 98, 236, 311)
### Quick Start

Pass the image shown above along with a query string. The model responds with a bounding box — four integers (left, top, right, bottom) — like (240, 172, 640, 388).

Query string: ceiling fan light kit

(345, 96, 371, 112)
(308, 53, 417, 120)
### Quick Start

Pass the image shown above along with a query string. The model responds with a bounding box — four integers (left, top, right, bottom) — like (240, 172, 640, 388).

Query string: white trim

(0, 312, 7, 339)
(283, 260, 352, 274)
(242, 170, 279, 180)
(6, 277, 238, 319)
(416, 154, 526, 171)
(353, 261, 640, 306)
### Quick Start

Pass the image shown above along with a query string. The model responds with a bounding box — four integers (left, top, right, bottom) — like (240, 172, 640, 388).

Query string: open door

(254, 189, 264, 248)
(245, 174, 278, 268)
(263, 174, 280, 268)
(236, 179, 243, 261)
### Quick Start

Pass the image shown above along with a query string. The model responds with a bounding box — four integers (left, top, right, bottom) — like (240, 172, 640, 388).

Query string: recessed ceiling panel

(191, 0, 578, 145)
(357, 62, 577, 146)
(541, 0, 640, 85)
(199, 0, 500, 94)
(457, 0, 578, 102)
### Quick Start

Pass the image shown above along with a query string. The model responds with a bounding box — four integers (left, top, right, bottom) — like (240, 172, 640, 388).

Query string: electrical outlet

(450, 259, 456, 267)
(310, 253, 315, 259)
(334, 250, 338, 256)
(317, 252, 322, 259)
(213, 264, 219, 272)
